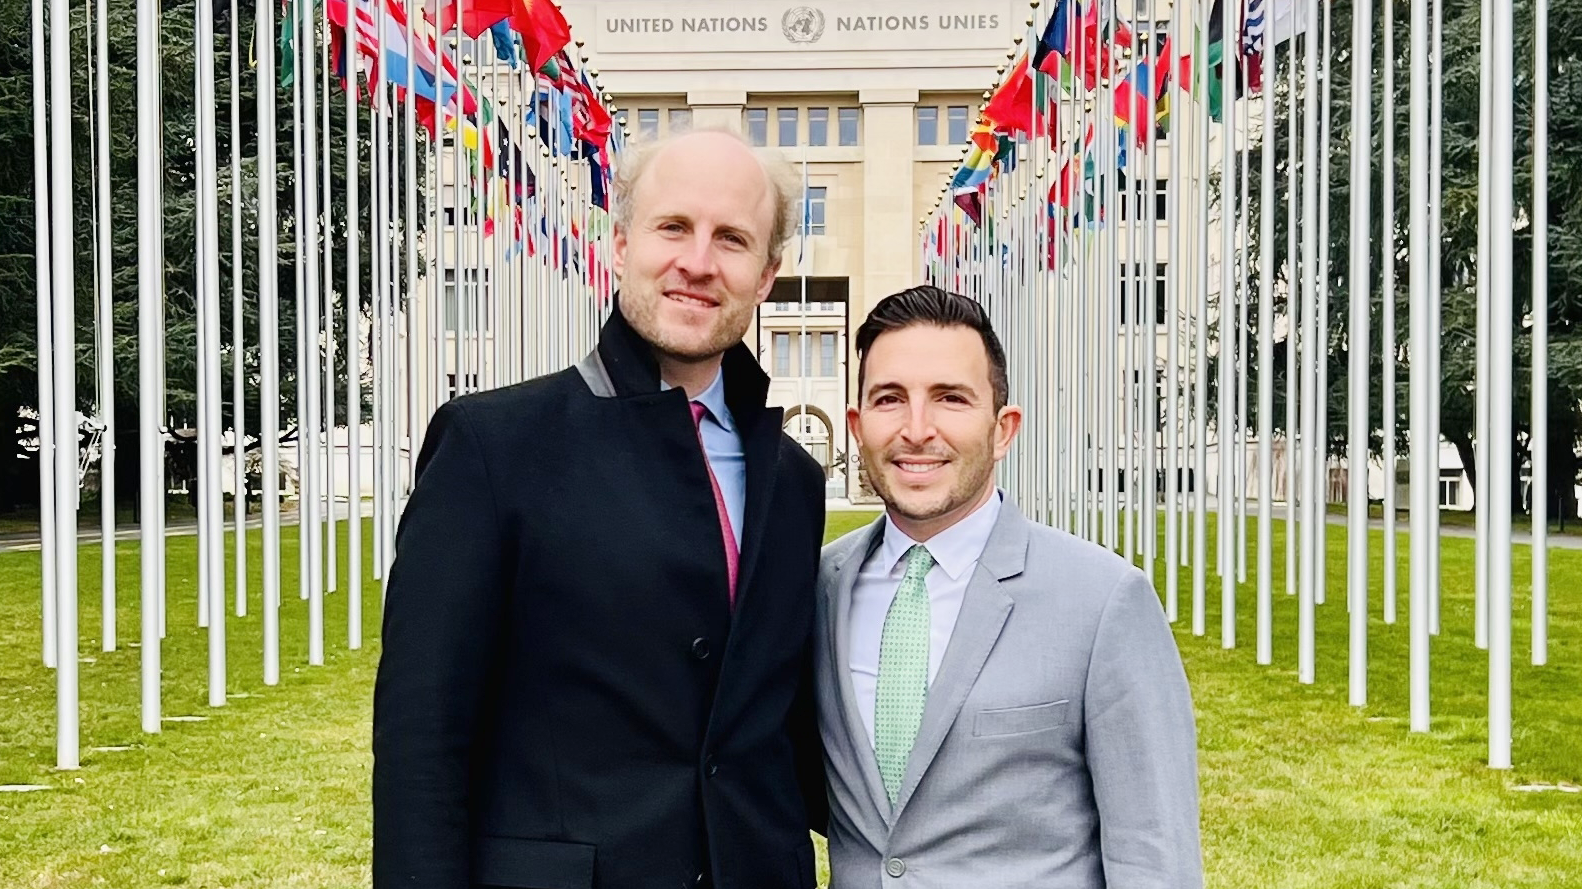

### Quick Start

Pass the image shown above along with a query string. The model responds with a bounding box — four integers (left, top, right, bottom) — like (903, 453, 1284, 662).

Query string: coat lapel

(731, 404, 783, 606)
(890, 499, 1030, 817)
(829, 520, 895, 827)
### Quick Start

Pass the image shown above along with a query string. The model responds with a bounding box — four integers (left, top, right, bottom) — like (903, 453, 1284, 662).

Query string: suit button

(691, 637, 710, 660)
(704, 755, 718, 777)
(886, 858, 905, 877)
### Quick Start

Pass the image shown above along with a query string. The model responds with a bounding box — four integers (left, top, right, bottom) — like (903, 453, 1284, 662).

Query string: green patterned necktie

(874, 543, 935, 807)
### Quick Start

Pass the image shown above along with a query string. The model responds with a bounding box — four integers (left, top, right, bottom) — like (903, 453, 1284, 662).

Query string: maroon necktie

(690, 402, 739, 606)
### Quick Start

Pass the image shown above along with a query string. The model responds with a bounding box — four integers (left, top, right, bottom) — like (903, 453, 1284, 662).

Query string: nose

(672, 231, 718, 279)
(899, 400, 935, 445)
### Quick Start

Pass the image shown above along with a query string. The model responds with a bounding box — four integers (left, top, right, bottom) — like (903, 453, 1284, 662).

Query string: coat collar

(595, 295, 771, 427)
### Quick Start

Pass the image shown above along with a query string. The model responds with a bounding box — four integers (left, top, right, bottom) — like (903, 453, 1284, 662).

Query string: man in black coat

(372, 128, 828, 889)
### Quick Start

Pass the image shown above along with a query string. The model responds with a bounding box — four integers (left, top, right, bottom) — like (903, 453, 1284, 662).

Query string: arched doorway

(783, 404, 836, 479)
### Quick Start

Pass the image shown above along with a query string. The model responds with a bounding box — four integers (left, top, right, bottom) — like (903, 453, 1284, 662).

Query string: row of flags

(277, 0, 621, 278)
(935, 0, 1305, 263)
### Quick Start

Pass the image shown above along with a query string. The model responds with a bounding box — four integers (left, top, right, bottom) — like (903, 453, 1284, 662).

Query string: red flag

(434, 0, 512, 37)
(512, 0, 572, 73)
(982, 55, 1034, 136)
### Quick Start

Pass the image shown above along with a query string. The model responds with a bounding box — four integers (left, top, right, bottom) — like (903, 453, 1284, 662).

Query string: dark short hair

(854, 285, 1009, 411)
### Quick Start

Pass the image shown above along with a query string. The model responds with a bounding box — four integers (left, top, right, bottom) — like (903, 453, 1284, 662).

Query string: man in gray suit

(818, 285, 1202, 888)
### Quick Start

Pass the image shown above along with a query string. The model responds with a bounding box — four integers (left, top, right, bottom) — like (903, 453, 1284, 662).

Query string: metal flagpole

(322, 0, 337, 596)
(1315, 0, 1333, 611)
(1488, 0, 1515, 771)
(1236, 57, 1249, 587)
(1297, 0, 1318, 683)
(1382, 0, 1398, 626)
(304, 0, 324, 666)
(137, 0, 162, 734)
(196, 0, 227, 707)
(259, 0, 283, 688)
(1474, 0, 1491, 651)
(294, 0, 310, 607)
(48, 0, 80, 769)
(346, 10, 364, 649)
(1164, 13, 1181, 622)
(1531, 0, 1549, 666)
(32, 0, 55, 673)
(1256, 0, 1276, 666)
(1192, 0, 1210, 639)
(1346, 0, 1372, 707)
(92, 0, 115, 651)
(1408, 0, 1431, 733)
(1284, 3, 1299, 600)
(1218, 0, 1238, 649)
(230, 0, 247, 620)
(1428, 0, 1443, 636)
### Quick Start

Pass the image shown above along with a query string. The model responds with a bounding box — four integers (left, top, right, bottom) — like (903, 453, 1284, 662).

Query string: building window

(773, 331, 791, 376)
(946, 105, 969, 144)
(916, 106, 938, 145)
(442, 206, 479, 227)
(745, 107, 768, 146)
(1439, 469, 1461, 507)
(1154, 179, 1169, 219)
(807, 107, 829, 146)
(668, 108, 691, 134)
(778, 108, 799, 146)
(1119, 264, 1168, 326)
(802, 186, 827, 236)
(444, 373, 480, 401)
(637, 109, 659, 140)
(819, 332, 837, 377)
(838, 107, 859, 146)
(443, 269, 490, 333)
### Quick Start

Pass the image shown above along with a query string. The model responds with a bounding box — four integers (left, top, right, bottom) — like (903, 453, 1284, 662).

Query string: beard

(865, 437, 997, 526)
(620, 277, 761, 363)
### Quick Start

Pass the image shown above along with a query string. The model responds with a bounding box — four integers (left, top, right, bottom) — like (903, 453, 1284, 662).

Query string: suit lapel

(731, 405, 783, 607)
(829, 521, 894, 827)
(891, 500, 1030, 817)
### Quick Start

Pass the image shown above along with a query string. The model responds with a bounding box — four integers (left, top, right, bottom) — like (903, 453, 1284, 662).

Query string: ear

(612, 225, 629, 280)
(754, 256, 782, 303)
(846, 405, 864, 448)
(991, 404, 1024, 462)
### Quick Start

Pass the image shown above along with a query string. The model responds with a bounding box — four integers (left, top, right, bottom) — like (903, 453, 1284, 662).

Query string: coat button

(691, 637, 710, 660)
(704, 755, 718, 777)
(886, 858, 906, 877)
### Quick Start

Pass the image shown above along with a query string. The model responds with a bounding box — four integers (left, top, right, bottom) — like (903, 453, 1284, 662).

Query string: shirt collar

(878, 489, 1003, 582)
(660, 368, 736, 434)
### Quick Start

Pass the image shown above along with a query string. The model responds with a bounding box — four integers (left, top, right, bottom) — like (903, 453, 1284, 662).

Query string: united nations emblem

(782, 6, 825, 43)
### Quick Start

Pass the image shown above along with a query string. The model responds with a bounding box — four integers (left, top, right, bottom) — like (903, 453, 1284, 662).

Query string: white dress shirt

(847, 490, 1003, 748)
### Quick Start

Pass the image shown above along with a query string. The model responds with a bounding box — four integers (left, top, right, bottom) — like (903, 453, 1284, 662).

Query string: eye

(942, 394, 969, 404)
(872, 394, 900, 406)
(720, 232, 746, 247)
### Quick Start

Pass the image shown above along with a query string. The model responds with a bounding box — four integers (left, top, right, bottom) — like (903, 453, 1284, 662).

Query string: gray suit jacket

(815, 498, 1202, 889)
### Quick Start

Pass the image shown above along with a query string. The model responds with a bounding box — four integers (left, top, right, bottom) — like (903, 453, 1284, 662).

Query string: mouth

(664, 290, 719, 309)
(892, 459, 948, 480)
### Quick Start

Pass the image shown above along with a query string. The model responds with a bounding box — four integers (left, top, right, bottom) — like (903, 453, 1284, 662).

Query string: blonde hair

(612, 127, 800, 265)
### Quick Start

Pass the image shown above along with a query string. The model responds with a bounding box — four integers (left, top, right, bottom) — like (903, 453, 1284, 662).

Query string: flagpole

(32, 0, 56, 676)
(1315, 0, 1333, 611)
(345, 0, 364, 652)
(137, 0, 163, 733)
(1256, 0, 1275, 666)
(48, 0, 79, 768)
(1164, 14, 1181, 622)
(1382, 0, 1398, 625)
(1346, 0, 1372, 706)
(92, 0, 116, 651)
(1284, 0, 1299, 601)
(1408, 0, 1432, 733)
(321, 0, 337, 597)
(1217, 0, 1238, 649)
(1297, 0, 1318, 683)
(259, 0, 281, 689)
(1428, 0, 1443, 636)
(196, 0, 227, 708)
(1532, 0, 1549, 667)
(1488, 0, 1515, 772)
(304, 0, 325, 665)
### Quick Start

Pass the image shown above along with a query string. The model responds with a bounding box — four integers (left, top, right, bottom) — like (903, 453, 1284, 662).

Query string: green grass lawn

(1, 510, 1579, 887)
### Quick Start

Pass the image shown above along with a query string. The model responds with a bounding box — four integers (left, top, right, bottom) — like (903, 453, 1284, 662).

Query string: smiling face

(849, 323, 1023, 542)
(611, 132, 782, 381)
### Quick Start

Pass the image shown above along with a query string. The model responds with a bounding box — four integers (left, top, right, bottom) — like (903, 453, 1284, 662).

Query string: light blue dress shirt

(662, 370, 746, 544)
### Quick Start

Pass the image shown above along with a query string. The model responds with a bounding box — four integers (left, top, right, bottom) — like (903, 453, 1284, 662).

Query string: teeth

(898, 463, 939, 472)
(669, 293, 711, 308)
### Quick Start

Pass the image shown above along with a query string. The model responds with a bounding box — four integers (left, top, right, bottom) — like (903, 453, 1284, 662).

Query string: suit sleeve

(794, 465, 830, 836)
(1084, 570, 1204, 889)
(372, 401, 506, 889)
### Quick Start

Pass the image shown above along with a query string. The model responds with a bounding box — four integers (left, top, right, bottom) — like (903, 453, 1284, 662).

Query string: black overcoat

(372, 304, 828, 889)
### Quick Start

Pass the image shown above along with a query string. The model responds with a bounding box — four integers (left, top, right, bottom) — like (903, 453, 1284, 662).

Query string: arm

(372, 401, 506, 889)
(795, 471, 830, 836)
(1084, 570, 1204, 889)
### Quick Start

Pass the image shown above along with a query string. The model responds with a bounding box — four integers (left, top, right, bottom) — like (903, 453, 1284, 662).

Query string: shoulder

(776, 432, 826, 492)
(441, 368, 584, 433)
(821, 520, 877, 570)
(1019, 519, 1157, 614)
